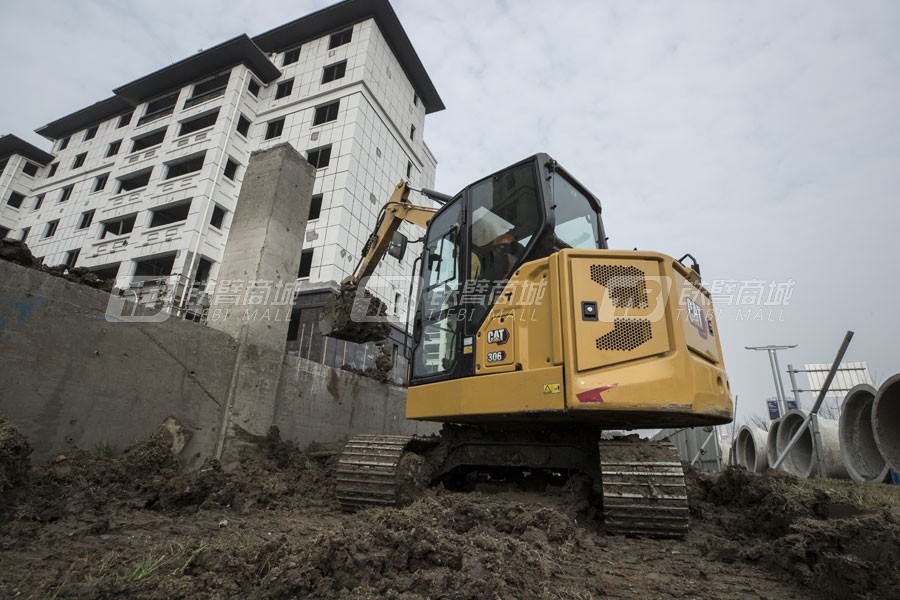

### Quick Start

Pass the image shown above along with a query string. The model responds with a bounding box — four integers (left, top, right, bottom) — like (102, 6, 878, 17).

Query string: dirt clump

(0, 419, 31, 522)
(691, 466, 900, 600)
(0, 238, 35, 267)
(320, 282, 390, 344)
(1, 238, 115, 290)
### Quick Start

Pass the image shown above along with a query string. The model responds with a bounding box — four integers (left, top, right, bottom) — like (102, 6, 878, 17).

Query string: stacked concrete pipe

(766, 419, 782, 471)
(735, 426, 768, 472)
(873, 374, 900, 474)
(839, 384, 890, 482)
(775, 409, 848, 479)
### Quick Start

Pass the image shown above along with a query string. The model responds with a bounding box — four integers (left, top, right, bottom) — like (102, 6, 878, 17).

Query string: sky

(1, 0, 898, 427)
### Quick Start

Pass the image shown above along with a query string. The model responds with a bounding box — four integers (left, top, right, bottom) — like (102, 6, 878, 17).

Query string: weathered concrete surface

(872, 374, 900, 473)
(206, 144, 315, 462)
(0, 261, 237, 468)
(839, 384, 889, 482)
(735, 426, 768, 472)
(274, 354, 439, 444)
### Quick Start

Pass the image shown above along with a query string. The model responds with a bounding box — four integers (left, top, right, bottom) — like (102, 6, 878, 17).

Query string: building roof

(35, 96, 132, 141)
(254, 0, 444, 114)
(113, 35, 281, 105)
(0, 134, 54, 165)
(34, 0, 444, 141)
(36, 36, 280, 141)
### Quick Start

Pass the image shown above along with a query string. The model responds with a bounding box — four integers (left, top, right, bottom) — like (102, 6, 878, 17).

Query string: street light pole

(746, 344, 798, 417)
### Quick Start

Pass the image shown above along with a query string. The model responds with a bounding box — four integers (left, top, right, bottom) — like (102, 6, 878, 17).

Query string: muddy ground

(1, 421, 898, 600)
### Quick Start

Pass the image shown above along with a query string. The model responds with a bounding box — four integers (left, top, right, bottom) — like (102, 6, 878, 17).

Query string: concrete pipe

(873, 374, 900, 473)
(735, 426, 768, 472)
(766, 419, 782, 470)
(839, 384, 890, 482)
(775, 410, 848, 479)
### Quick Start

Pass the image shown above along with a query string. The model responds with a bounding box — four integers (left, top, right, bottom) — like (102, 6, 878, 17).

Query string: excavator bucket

(319, 282, 391, 343)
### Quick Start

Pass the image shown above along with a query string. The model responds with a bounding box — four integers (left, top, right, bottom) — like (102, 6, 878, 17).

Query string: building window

(0, 227, 9, 240)
(283, 47, 301, 66)
(134, 253, 176, 278)
(308, 194, 323, 220)
(22, 162, 39, 177)
(248, 79, 261, 97)
(132, 128, 166, 152)
(413, 93, 418, 106)
(195, 257, 213, 283)
(84, 125, 99, 141)
(406, 161, 412, 179)
(236, 114, 251, 137)
(100, 214, 136, 239)
(118, 112, 133, 128)
(7, 192, 25, 209)
(0, 158, 6, 175)
(223, 158, 239, 180)
(210, 205, 226, 229)
(165, 152, 206, 180)
(265, 118, 285, 140)
(138, 92, 179, 126)
(117, 169, 152, 193)
(64, 248, 80, 268)
(275, 79, 294, 99)
(59, 185, 74, 203)
(410, 124, 416, 141)
(78, 209, 95, 230)
(313, 101, 339, 126)
(107, 140, 122, 157)
(73, 153, 87, 169)
(297, 249, 313, 278)
(329, 28, 352, 49)
(20, 227, 30, 242)
(306, 146, 332, 169)
(33, 194, 44, 210)
(150, 200, 192, 228)
(178, 109, 219, 136)
(322, 61, 347, 84)
(45, 219, 59, 238)
(184, 72, 229, 109)
(48, 163, 58, 177)
(93, 173, 109, 192)
(59, 136, 70, 151)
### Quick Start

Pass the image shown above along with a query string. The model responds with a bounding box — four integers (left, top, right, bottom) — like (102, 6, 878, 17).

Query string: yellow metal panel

(406, 366, 567, 419)
(477, 313, 516, 372)
(672, 264, 722, 364)
(567, 256, 670, 373)
(474, 258, 554, 374)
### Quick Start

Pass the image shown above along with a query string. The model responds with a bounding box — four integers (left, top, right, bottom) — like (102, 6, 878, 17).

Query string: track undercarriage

(336, 426, 689, 538)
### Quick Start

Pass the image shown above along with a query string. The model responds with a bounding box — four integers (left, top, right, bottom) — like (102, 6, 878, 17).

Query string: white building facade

(1, 0, 444, 376)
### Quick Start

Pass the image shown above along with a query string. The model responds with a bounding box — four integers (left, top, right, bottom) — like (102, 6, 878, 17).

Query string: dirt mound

(1, 238, 114, 289)
(261, 492, 590, 599)
(0, 419, 31, 522)
(0, 238, 35, 267)
(691, 466, 900, 599)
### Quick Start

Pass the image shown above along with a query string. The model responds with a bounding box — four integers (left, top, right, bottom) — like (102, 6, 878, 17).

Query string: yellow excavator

(322, 153, 732, 537)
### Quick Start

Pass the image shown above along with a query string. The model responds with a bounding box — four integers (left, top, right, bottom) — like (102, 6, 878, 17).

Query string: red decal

(576, 384, 619, 403)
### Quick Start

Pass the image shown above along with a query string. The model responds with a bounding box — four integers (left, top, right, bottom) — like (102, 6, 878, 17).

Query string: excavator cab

(411, 153, 606, 384)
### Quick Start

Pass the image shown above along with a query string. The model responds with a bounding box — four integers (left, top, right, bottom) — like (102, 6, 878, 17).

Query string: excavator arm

(349, 181, 437, 284)
(320, 180, 439, 343)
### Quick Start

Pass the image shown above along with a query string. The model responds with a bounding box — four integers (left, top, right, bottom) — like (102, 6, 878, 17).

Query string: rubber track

(336, 434, 413, 511)
(598, 441, 690, 538)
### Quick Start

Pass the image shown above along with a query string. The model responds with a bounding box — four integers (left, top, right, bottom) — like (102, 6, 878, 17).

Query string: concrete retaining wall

(0, 261, 431, 466)
(274, 354, 438, 445)
(0, 261, 237, 467)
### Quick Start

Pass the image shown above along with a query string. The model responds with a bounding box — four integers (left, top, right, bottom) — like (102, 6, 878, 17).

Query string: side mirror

(388, 231, 408, 261)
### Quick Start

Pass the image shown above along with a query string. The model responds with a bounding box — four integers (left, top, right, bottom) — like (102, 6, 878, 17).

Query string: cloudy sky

(1, 0, 898, 426)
